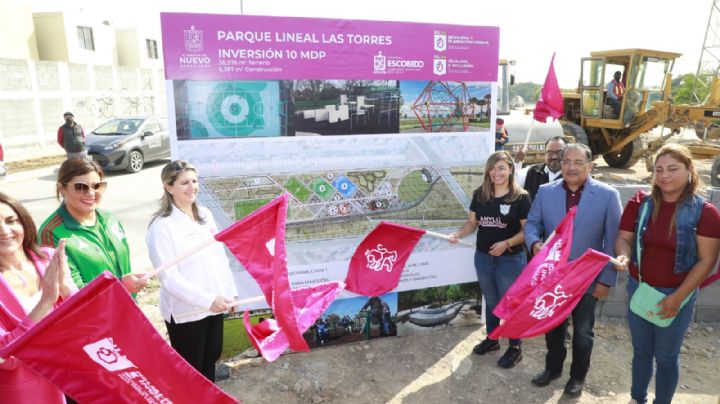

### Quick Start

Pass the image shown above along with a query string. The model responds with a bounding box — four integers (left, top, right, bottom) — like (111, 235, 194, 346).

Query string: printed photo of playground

(199, 165, 480, 241)
(302, 293, 398, 348)
(290, 79, 400, 135)
(399, 81, 492, 133)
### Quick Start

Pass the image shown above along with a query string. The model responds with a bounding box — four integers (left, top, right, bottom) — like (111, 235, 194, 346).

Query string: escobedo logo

(184, 25, 203, 53)
(83, 337, 136, 372)
(374, 51, 387, 73)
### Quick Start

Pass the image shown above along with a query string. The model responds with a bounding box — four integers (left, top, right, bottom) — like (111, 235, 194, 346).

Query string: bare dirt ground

(6, 154, 65, 172)
(217, 319, 720, 404)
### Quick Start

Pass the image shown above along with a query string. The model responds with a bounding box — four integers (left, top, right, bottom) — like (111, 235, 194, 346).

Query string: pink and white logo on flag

(365, 244, 399, 272)
(0, 273, 237, 403)
(82, 337, 136, 372)
(346, 222, 425, 296)
(494, 207, 576, 320)
(490, 249, 610, 340)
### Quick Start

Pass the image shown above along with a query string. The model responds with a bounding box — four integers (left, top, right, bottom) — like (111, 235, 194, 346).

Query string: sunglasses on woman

(67, 181, 108, 194)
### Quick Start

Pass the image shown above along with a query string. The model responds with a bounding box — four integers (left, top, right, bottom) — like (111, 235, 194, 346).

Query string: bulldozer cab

(578, 49, 678, 129)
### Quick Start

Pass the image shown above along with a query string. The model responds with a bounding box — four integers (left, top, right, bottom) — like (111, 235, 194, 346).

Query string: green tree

(510, 82, 542, 103)
(446, 284, 464, 301)
(670, 73, 711, 104)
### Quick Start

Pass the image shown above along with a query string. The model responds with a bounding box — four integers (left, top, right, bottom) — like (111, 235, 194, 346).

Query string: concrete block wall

(68, 63, 90, 91)
(140, 69, 155, 91)
(598, 185, 720, 322)
(0, 57, 31, 91)
(35, 61, 60, 91)
(93, 65, 114, 92)
(0, 99, 35, 138)
(39, 98, 63, 133)
(118, 66, 138, 91)
(0, 57, 166, 160)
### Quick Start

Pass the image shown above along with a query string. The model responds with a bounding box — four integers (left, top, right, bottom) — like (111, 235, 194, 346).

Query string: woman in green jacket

(38, 158, 146, 294)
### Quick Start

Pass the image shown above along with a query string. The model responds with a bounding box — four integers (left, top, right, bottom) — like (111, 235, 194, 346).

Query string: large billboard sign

(161, 13, 499, 310)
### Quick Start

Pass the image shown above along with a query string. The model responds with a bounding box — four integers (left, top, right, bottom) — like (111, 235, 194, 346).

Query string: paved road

(1, 159, 169, 273)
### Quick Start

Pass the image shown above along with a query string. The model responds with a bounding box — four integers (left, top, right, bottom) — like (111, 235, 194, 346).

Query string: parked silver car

(86, 116, 170, 173)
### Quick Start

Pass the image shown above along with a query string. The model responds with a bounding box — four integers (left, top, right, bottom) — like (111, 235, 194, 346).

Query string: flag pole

(424, 230, 475, 247)
(537, 230, 624, 267)
(179, 289, 360, 319)
(521, 118, 535, 152)
(143, 237, 217, 279)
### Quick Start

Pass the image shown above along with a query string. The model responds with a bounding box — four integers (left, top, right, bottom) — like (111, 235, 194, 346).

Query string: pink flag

(243, 281, 344, 362)
(533, 53, 565, 123)
(489, 249, 610, 339)
(494, 207, 576, 319)
(214, 193, 309, 353)
(345, 221, 425, 296)
(214, 195, 286, 304)
(0, 272, 236, 403)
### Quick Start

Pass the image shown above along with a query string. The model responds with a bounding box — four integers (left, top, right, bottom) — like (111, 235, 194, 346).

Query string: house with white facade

(116, 27, 164, 69)
(0, 0, 39, 60)
(33, 10, 118, 65)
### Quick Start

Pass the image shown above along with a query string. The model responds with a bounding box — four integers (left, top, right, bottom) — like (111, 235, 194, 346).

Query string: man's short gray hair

(562, 143, 592, 161)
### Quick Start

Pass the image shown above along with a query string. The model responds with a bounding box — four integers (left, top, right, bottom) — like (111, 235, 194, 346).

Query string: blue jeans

(474, 250, 526, 346)
(627, 277, 696, 404)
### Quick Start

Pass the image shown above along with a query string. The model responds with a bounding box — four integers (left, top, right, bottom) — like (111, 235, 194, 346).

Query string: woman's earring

(688, 173, 692, 184)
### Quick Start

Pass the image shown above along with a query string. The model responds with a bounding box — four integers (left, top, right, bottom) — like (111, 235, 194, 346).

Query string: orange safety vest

(612, 79, 625, 98)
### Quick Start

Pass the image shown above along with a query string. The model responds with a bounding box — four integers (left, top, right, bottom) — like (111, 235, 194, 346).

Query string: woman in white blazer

(146, 160, 237, 382)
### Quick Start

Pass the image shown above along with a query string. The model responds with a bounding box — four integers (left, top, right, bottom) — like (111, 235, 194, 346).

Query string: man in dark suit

(513, 136, 566, 201)
(524, 143, 622, 398)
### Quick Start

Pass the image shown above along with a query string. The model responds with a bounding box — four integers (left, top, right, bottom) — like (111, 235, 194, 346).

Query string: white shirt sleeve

(514, 160, 530, 188)
(146, 220, 216, 310)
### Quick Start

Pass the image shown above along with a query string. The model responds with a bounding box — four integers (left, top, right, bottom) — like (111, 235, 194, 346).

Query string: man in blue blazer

(524, 143, 622, 398)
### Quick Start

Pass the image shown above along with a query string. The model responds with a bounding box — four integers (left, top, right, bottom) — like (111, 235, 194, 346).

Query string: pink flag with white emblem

(215, 194, 346, 361)
(215, 194, 309, 353)
(489, 249, 610, 339)
(0, 273, 237, 403)
(345, 222, 425, 296)
(533, 53, 565, 123)
(494, 207, 576, 320)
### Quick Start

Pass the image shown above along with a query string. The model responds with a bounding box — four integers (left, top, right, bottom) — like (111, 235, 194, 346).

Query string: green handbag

(629, 199, 695, 328)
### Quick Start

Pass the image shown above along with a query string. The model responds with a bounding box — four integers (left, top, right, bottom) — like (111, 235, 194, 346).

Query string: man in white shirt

(513, 136, 567, 201)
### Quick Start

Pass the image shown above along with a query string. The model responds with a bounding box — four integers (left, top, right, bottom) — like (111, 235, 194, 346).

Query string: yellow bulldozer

(560, 48, 720, 186)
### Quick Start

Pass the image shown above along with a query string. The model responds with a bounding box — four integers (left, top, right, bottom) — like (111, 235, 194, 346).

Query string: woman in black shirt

(449, 150, 531, 369)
